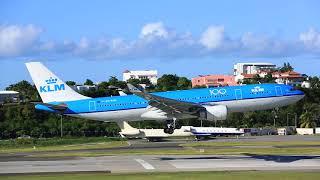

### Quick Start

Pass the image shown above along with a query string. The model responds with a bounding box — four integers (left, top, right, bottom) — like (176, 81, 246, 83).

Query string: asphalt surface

(1, 135, 320, 174)
(1, 155, 320, 174)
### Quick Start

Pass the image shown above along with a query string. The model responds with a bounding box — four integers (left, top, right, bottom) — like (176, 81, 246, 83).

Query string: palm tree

(300, 103, 320, 128)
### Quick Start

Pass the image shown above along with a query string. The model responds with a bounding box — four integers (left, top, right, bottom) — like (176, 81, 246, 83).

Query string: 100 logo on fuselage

(209, 89, 227, 95)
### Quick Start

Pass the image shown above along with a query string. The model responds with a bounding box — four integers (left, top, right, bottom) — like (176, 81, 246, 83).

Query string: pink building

(192, 75, 238, 87)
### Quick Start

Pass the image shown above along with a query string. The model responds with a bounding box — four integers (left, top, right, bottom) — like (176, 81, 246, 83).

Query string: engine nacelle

(200, 105, 227, 121)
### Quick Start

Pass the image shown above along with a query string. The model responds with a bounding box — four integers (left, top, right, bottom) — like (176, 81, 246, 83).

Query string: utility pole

(273, 108, 278, 127)
(295, 113, 298, 128)
(286, 113, 289, 127)
(60, 115, 63, 138)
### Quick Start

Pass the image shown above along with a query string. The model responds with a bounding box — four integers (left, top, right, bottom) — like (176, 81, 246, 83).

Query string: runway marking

(134, 159, 155, 170)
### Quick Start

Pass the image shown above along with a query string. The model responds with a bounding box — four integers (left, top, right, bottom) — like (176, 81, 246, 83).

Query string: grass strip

(1, 171, 320, 180)
(181, 140, 320, 147)
(36, 147, 320, 157)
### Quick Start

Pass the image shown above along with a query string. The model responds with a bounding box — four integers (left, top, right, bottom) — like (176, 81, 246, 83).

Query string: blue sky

(1, 0, 320, 88)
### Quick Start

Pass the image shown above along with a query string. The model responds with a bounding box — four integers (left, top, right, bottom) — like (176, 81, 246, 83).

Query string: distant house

(123, 70, 158, 85)
(234, 62, 276, 83)
(272, 71, 305, 86)
(71, 85, 98, 92)
(0, 91, 19, 104)
(234, 62, 276, 76)
(237, 70, 306, 86)
(192, 75, 238, 87)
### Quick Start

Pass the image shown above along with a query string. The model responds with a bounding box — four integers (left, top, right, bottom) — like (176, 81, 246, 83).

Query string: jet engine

(199, 105, 228, 121)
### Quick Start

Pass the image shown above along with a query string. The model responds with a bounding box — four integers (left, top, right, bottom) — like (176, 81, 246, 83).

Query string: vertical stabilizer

(117, 121, 137, 131)
(25, 62, 90, 103)
(116, 121, 140, 136)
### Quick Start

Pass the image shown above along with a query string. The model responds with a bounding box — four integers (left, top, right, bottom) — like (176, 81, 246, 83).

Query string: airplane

(190, 127, 244, 140)
(25, 62, 305, 134)
(117, 121, 193, 142)
(118, 121, 244, 141)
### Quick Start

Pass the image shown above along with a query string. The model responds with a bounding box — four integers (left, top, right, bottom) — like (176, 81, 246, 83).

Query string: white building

(0, 91, 19, 104)
(234, 62, 276, 76)
(71, 85, 98, 92)
(123, 70, 158, 85)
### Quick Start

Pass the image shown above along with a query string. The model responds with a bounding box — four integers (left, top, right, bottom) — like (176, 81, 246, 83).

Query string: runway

(2, 135, 320, 162)
(1, 155, 320, 174)
(1, 135, 320, 174)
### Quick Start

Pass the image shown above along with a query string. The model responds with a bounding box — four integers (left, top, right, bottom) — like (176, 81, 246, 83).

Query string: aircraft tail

(117, 121, 137, 131)
(116, 121, 140, 136)
(25, 62, 90, 103)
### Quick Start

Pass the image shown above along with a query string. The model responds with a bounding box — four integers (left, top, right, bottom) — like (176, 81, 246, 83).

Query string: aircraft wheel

(175, 122, 182, 129)
(168, 128, 175, 134)
(164, 128, 170, 134)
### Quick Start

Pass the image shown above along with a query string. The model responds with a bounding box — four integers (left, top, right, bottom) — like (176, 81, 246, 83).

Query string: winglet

(127, 83, 153, 100)
(127, 83, 142, 93)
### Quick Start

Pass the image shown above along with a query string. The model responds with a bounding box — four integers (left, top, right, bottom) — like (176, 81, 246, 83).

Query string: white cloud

(0, 24, 42, 56)
(0, 23, 320, 59)
(299, 28, 320, 50)
(200, 26, 225, 49)
(140, 22, 169, 38)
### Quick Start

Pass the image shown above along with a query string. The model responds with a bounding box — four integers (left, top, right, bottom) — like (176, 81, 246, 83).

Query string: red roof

(282, 71, 300, 75)
(241, 73, 256, 78)
(272, 71, 303, 78)
(276, 75, 303, 79)
(272, 71, 301, 75)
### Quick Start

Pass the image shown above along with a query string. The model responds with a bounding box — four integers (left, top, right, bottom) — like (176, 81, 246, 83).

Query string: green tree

(6, 80, 39, 102)
(66, 81, 76, 86)
(300, 103, 320, 128)
(127, 78, 141, 86)
(108, 76, 127, 89)
(108, 76, 119, 86)
(84, 79, 94, 86)
(156, 74, 179, 91)
(309, 76, 320, 88)
(193, 85, 207, 89)
(260, 73, 275, 83)
(177, 77, 192, 90)
(140, 78, 151, 85)
(280, 62, 294, 72)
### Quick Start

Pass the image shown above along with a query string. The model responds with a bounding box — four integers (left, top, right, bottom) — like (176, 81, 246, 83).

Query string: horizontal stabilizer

(33, 102, 68, 111)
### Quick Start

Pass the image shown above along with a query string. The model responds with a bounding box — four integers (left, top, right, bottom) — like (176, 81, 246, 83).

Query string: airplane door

(275, 86, 282, 96)
(89, 101, 96, 112)
(235, 89, 242, 100)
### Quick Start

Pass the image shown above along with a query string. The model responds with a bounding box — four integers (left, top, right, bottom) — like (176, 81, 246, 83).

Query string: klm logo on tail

(40, 77, 65, 93)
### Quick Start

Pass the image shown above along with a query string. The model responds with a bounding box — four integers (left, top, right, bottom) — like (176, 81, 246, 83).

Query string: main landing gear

(163, 118, 181, 134)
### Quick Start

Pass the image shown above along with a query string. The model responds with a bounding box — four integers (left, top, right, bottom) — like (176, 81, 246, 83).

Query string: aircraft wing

(127, 84, 204, 119)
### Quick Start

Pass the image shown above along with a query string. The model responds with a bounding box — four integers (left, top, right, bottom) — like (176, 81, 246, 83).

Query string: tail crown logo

(45, 77, 58, 84)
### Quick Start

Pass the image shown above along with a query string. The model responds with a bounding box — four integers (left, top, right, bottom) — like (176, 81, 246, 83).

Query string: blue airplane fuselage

(35, 84, 304, 122)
